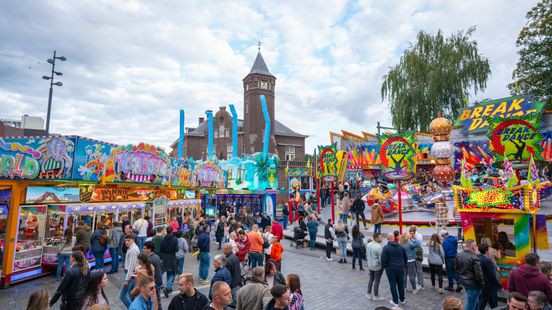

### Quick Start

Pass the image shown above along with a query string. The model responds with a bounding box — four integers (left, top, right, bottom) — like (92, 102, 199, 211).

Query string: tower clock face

(260, 81, 268, 89)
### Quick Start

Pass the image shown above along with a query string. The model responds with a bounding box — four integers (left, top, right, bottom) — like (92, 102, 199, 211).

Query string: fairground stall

(0, 136, 199, 287)
(453, 184, 549, 287)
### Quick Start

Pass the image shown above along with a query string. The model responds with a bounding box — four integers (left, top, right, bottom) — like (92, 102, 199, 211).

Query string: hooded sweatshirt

(380, 241, 407, 271)
(508, 264, 552, 303)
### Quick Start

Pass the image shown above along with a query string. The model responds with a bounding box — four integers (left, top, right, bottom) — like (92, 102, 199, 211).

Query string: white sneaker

(390, 300, 399, 307)
(326, 257, 333, 261)
(366, 294, 372, 300)
(412, 289, 419, 295)
(373, 296, 385, 301)
(400, 300, 406, 305)
(439, 288, 444, 294)
(418, 286, 425, 291)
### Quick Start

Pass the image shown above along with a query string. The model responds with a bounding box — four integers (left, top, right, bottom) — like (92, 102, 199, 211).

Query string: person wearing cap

(441, 230, 462, 293)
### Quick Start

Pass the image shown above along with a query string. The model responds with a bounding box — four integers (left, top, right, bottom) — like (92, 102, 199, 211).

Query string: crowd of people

(24, 205, 307, 310)
(21, 184, 552, 310)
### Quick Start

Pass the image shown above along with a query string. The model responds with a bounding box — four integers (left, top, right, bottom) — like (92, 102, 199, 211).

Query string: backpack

(415, 244, 424, 261)
(262, 235, 270, 249)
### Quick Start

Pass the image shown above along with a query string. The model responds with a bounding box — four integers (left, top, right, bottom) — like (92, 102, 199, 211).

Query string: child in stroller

(292, 225, 308, 248)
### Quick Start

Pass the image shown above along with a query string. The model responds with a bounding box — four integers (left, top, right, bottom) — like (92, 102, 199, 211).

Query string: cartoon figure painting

(36, 136, 75, 179)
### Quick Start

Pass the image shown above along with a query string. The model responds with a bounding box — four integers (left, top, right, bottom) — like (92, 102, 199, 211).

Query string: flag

(460, 158, 472, 189)
(504, 158, 518, 189)
(284, 161, 289, 178)
(527, 154, 540, 185)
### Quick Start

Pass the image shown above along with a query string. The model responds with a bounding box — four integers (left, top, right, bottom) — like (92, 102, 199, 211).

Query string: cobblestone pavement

(0, 238, 505, 310)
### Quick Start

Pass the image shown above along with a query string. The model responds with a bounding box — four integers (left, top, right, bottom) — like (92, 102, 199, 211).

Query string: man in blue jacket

(441, 230, 462, 292)
(478, 243, 502, 309)
(198, 224, 211, 286)
(381, 232, 408, 307)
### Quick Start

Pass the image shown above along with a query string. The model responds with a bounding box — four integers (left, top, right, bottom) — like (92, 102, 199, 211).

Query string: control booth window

(473, 217, 516, 258)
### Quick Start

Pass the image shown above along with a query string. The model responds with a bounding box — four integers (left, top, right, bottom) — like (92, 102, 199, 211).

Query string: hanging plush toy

(24, 216, 39, 239)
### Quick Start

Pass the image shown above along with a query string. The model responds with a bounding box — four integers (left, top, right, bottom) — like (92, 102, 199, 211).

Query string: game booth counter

(0, 135, 201, 287)
(453, 184, 549, 287)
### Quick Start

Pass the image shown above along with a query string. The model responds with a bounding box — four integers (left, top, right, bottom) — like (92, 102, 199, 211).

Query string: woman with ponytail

(50, 250, 90, 310)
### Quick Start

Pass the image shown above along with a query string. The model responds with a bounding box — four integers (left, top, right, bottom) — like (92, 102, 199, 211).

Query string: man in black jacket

(455, 239, 484, 310)
(352, 193, 367, 229)
(144, 241, 164, 310)
(324, 219, 336, 261)
(478, 243, 501, 310)
(168, 273, 209, 310)
(161, 226, 179, 297)
(222, 243, 241, 307)
(381, 232, 407, 307)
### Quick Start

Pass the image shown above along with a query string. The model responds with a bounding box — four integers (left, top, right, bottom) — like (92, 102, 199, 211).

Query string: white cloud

(0, 0, 539, 154)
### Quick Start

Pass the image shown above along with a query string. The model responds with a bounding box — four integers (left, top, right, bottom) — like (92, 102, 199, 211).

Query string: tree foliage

(508, 0, 552, 109)
(381, 28, 491, 132)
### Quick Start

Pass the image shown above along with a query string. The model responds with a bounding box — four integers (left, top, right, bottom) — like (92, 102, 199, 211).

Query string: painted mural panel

(0, 136, 75, 180)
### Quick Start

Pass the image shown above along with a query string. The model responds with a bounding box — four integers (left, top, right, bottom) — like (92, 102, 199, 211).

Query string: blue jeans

(136, 236, 146, 252)
(339, 213, 347, 225)
(119, 279, 136, 307)
(177, 257, 185, 274)
(386, 268, 405, 304)
(337, 237, 347, 260)
(352, 247, 362, 269)
(165, 271, 176, 290)
(249, 252, 264, 268)
(374, 223, 382, 234)
(108, 248, 119, 272)
(465, 288, 482, 310)
(283, 217, 288, 230)
(445, 256, 460, 288)
(309, 232, 317, 250)
(56, 253, 71, 280)
(199, 252, 210, 280)
(93, 251, 105, 269)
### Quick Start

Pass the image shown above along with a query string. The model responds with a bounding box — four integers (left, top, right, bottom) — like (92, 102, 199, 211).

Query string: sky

(0, 0, 539, 155)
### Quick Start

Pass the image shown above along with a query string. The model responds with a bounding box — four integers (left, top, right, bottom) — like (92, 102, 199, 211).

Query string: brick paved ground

(0, 237, 505, 310)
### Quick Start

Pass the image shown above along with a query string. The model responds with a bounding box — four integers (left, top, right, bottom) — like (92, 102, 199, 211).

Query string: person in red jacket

(271, 220, 283, 241)
(236, 229, 251, 263)
(508, 253, 552, 303)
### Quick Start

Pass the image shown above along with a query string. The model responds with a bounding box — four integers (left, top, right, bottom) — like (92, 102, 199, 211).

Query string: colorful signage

(0, 136, 76, 180)
(487, 114, 544, 164)
(466, 188, 512, 208)
(26, 186, 80, 204)
(110, 143, 170, 184)
(378, 132, 417, 180)
(318, 143, 338, 182)
(346, 143, 380, 169)
(455, 96, 544, 132)
(453, 184, 539, 213)
(193, 161, 226, 188)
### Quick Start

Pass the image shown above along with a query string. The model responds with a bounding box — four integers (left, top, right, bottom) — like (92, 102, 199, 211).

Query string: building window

(219, 125, 225, 137)
(214, 130, 219, 138)
(285, 146, 296, 161)
(227, 145, 232, 159)
(225, 129, 230, 137)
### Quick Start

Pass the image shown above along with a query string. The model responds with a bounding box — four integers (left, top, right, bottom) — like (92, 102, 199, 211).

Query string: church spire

(247, 47, 274, 78)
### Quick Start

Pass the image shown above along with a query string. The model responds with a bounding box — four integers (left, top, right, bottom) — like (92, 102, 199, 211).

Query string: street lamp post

(42, 50, 66, 134)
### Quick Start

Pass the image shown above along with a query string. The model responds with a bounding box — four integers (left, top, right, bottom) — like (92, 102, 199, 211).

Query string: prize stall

(0, 136, 198, 287)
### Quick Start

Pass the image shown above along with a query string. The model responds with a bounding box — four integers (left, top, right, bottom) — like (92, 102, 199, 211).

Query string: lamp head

(53, 81, 63, 86)
(47, 58, 54, 64)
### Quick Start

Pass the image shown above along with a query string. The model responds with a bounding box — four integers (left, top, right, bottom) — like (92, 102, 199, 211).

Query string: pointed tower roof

(247, 52, 275, 78)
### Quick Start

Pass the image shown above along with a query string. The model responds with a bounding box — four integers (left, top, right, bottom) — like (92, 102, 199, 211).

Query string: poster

(317, 143, 338, 182)
(486, 114, 544, 164)
(72, 139, 113, 181)
(378, 132, 418, 180)
(26, 186, 80, 204)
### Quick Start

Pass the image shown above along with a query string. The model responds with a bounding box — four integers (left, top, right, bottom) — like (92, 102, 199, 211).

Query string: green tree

(508, 0, 552, 109)
(381, 28, 491, 132)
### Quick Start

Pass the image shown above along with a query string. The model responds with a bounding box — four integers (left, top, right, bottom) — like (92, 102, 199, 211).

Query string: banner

(317, 143, 338, 182)
(486, 114, 544, 164)
(455, 96, 544, 133)
(378, 132, 417, 180)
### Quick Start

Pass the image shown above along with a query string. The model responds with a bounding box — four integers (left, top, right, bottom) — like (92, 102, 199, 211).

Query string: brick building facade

(170, 51, 308, 191)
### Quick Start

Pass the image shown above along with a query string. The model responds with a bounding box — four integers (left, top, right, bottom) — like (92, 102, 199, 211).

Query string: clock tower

(243, 50, 276, 155)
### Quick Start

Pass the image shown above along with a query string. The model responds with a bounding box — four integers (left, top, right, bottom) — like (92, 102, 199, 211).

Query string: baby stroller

(291, 226, 308, 248)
